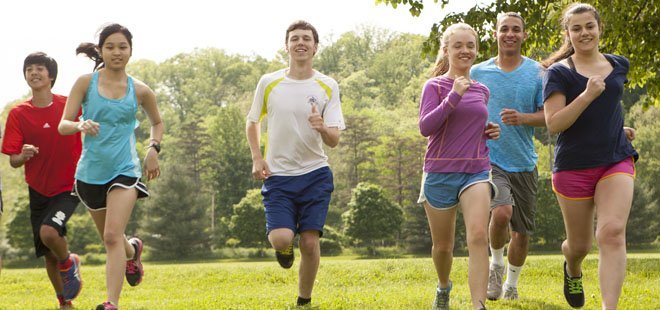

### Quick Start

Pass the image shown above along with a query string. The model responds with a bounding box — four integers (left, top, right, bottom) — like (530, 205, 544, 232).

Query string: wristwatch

(147, 142, 161, 154)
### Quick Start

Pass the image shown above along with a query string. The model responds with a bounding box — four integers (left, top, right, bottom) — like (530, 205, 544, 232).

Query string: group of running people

(0, 2, 638, 309)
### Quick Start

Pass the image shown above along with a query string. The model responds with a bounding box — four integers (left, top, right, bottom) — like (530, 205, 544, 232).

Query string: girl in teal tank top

(58, 23, 164, 310)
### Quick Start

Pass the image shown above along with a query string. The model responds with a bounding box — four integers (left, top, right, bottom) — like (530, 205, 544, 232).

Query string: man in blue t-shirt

(471, 12, 546, 301)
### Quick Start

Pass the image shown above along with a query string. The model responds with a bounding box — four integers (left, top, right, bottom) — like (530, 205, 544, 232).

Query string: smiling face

(496, 16, 527, 56)
(444, 29, 478, 72)
(566, 11, 601, 54)
(286, 28, 318, 62)
(24, 64, 53, 91)
(101, 32, 132, 70)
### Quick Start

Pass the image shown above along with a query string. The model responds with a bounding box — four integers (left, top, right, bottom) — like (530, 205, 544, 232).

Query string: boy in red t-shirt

(1, 52, 83, 309)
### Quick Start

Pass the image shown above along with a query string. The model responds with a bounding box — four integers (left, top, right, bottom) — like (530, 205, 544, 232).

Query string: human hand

(252, 158, 271, 180)
(485, 122, 500, 140)
(308, 103, 325, 133)
(451, 76, 471, 96)
(584, 75, 605, 100)
(76, 119, 100, 136)
(143, 148, 161, 181)
(20, 144, 39, 161)
(500, 108, 526, 126)
(623, 127, 636, 142)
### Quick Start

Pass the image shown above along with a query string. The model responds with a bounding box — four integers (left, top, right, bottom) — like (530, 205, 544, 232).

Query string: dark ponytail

(76, 43, 104, 71)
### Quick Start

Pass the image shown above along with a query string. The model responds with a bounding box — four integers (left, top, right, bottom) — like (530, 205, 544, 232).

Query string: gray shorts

(491, 164, 538, 235)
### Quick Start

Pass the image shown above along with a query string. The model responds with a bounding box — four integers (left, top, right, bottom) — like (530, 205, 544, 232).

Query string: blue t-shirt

(76, 71, 142, 184)
(542, 54, 637, 172)
(471, 57, 544, 172)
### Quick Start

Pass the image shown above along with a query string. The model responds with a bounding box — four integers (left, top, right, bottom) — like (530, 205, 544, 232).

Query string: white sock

(490, 246, 505, 267)
(504, 264, 523, 287)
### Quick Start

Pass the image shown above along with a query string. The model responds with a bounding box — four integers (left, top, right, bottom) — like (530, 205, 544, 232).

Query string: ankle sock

(505, 264, 522, 287)
(490, 246, 505, 267)
(297, 297, 311, 306)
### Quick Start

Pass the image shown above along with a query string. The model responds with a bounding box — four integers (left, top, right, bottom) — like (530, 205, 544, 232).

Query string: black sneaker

(275, 243, 294, 269)
(563, 261, 585, 308)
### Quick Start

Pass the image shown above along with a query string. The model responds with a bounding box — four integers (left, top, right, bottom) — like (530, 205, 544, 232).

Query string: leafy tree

(6, 194, 31, 257)
(229, 189, 267, 249)
(329, 112, 379, 215)
(378, 0, 659, 106)
(202, 105, 258, 220)
(625, 104, 660, 244)
(343, 182, 403, 255)
(141, 162, 211, 260)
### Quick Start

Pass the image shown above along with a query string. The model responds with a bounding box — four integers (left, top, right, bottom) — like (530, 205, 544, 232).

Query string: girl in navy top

(542, 3, 637, 309)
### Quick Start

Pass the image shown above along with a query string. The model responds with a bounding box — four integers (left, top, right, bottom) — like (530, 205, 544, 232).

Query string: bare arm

(545, 75, 605, 134)
(59, 74, 99, 136)
(9, 145, 38, 168)
(137, 81, 164, 181)
(246, 120, 271, 180)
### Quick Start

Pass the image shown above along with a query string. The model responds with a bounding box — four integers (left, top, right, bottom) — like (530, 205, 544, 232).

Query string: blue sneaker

(59, 253, 82, 301)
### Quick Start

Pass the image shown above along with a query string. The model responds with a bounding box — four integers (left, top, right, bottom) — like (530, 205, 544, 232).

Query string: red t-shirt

(1, 94, 82, 197)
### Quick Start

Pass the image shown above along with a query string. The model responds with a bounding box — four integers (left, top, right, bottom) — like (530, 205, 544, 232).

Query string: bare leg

(459, 183, 491, 309)
(88, 188, 137, 306)
(44, 251, 64, 294)
(424, 202, 457, 289)
(594, 175, 633, 309)
(298, 230, 320, 299)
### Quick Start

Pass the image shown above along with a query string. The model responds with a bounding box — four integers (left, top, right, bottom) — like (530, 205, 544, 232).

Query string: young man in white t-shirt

(246, 20, 345, 307)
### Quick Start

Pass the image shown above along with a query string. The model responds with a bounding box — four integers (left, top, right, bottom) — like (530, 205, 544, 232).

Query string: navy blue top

(543, 54, 637, 172)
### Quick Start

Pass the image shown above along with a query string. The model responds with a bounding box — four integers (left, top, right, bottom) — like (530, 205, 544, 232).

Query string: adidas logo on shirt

(43, 123, 51, 129)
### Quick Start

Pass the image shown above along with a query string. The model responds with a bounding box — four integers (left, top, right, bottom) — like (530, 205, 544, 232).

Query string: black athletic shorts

(29, 188, 79, 258)
(74, 175, 149, 211)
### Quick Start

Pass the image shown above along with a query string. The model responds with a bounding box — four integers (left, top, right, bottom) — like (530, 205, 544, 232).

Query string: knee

(565, 240, 592, 257)
(596, 222, 626, 249)
(39, 225, 60, 245)
(432, 243, 453, 255)
(466, 227, 489, 248)
(491, 207, 512, 228)
(299, 233, 320, 255)
(102, 231, 124, 248)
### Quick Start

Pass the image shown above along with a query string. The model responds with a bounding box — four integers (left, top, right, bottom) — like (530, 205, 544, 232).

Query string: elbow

(546, 123, 561, 135)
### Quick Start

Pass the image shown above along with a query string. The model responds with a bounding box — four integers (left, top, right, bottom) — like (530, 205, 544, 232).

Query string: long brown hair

(541, 3, 602, 68)
(431, 23, 479, 77)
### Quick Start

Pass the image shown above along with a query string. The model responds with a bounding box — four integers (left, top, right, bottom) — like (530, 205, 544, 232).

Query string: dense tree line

(1, 24, 657, 260)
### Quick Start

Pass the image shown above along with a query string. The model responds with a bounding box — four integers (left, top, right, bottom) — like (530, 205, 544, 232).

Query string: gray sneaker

(502, 284, 518, 300)
(433, 281, 452, 310)
(487, 264, 505, 300)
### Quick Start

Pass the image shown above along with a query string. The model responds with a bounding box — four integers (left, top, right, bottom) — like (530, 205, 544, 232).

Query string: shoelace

(488, 268, 502, 288)
(567, 277, 583, 294)
(279, 245, 293, 255)
(126, 260, 138, 274)
(435, 291, 449, 307)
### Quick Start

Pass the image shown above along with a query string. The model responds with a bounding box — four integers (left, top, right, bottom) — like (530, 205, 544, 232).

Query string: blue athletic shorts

(417, 170, 496, 210)
(261, 166, 334, 237)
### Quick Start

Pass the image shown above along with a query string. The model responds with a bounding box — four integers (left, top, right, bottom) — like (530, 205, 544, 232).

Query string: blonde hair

(432, 23, 479, 77)
(542, 3, 602, 68)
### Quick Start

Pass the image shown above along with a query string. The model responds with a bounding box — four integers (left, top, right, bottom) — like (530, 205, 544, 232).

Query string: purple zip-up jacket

(419, 75, 491, 173)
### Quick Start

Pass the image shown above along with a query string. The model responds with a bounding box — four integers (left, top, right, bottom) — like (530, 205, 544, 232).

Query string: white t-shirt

(247, 69, 345, 176)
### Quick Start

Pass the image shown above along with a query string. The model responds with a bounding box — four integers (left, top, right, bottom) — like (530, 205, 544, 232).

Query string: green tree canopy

(343, 182, 403, 253)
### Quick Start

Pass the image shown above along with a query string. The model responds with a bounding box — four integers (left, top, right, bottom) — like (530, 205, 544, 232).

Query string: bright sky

(0, 0, 478, 107)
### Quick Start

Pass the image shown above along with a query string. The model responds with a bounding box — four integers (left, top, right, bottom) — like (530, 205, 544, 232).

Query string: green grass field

(0, 253, 657, 309)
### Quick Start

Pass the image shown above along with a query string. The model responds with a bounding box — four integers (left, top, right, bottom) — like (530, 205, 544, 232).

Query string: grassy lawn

(0, 253, 657, 309)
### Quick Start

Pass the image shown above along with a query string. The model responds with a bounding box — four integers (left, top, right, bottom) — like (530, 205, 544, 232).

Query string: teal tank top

(75, 71, 141, 184)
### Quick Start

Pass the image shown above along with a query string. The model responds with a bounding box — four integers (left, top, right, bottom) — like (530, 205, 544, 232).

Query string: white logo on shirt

(43, 123, 51, 129)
